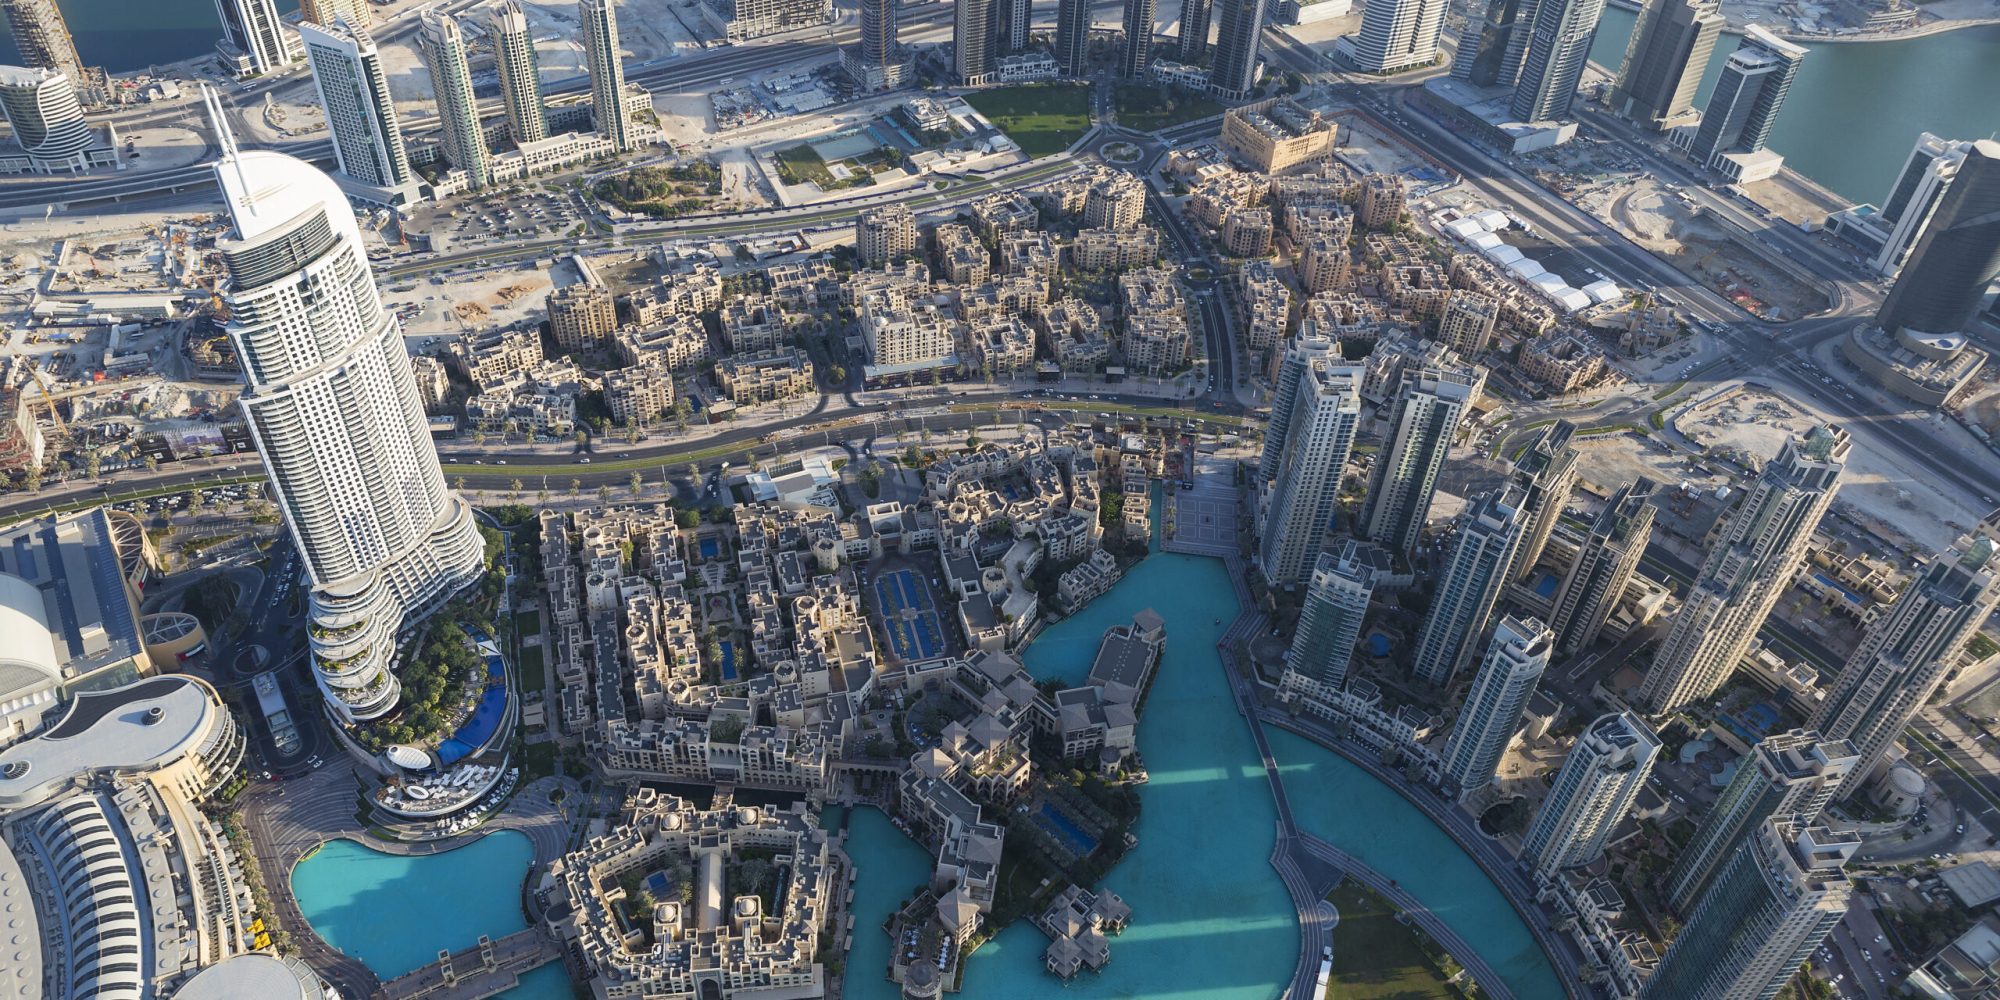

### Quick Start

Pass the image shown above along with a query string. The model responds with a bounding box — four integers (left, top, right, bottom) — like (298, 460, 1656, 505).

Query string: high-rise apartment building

(490, 0, 548, 145)
(1813, 514, 2000, 801)
(1508, 0, 1606, 123)
(956, 0, 998, 83)
(1434, 290, 1500, 357)
(1664, 730, 1857, 913)
(0, 65, 106, 173)
(1642, 822, 1858, 1000)
(1284, 543, 1379, 686)
(1520, 711, 1660, 877)
(1180, 0, 1213, 61)
(1120, 0, 1158, 76)
(1639, 425, 1847, 714)
(1336, 0, 1446, 73)
(1056, 0, 1094, 75)
(1505, 419, 1578, 582)
(1260, 336, 1342, 482)
(1357, 358, 1479, 557)
(1549, 478, 1655, 655)
(215, 0, 299, 75)
(1875, 140, 2000, 337)
(857, 204, 918, 264)
(1441, 615, 1552, 791)
(1209, 0, 1267, 99)
(301, 0, 370, 26)
(301, 17, 413, 190)
(995, 0, 1030, 53)
(1, 0, 100, 102)
(1410, 487, 1526, 686)
(1256, 339, 1364, 587)
(417, 7, 491, 190)
(1679, 26, 1805, 174)
(1449, 0, 1525, 87)
(549, 282, 618, 352)
(846, 0, 911, 90)
(207, 105, 484, 723)
(580, 0, 634, 150)
(1607, 0, 1722, 130)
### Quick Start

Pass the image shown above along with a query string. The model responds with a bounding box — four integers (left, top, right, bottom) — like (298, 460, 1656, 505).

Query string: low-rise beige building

(717, 348, 817, 403)
(1220, 97, 1337, 174)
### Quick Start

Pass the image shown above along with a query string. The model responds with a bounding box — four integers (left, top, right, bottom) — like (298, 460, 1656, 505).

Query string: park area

(964, 84, 1091, 158)
(1322, 883, 1477, 1000)
(1112, 83, 1225, 132)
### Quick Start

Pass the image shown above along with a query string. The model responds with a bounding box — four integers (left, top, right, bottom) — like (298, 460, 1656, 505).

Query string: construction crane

(22, 360, 68, 443)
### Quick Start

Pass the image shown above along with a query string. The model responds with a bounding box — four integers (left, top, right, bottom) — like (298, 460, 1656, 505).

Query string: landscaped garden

(1112, 83, 1225, 132)
(964, 84, 1092, 158)
(1323, 883, 1482, 999)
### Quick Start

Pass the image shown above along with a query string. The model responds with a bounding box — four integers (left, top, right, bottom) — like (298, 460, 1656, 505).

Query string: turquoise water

(840, 807, 939, 998)
(1269, 729, 1568, 998)
(290, 831, 562, 992)
(1588, 9, 2000, 203)
(498, 963, 576, 1000)
(0, 0, 299, 74)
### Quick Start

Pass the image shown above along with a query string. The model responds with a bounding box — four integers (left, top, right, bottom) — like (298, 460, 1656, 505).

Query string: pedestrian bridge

(373, 929, 559, 1000)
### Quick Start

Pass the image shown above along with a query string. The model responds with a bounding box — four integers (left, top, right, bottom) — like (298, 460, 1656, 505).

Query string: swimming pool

(437, 642, 509, 766)
(699, 537, 721, 560)
(719, 639, 738, 681)
(1036, 803, 1097, 855)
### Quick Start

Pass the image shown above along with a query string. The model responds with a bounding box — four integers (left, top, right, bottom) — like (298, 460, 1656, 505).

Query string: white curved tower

(0, 65, 93, 172)
(208, 96, 483, 722)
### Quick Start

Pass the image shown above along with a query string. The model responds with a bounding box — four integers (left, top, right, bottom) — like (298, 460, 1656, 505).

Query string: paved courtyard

(1165, 458, 1243, 556)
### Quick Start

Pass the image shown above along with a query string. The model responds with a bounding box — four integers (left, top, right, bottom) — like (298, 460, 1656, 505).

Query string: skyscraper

(1664, 730, 1857, 913)
(1179, 0, 1213, 62)
(300, 0, 370, 27)
(1520, 711, 1660, 877)
(1120, 0, 1157, 77)
(1507, 0, 1606, 123)
(1410, 487, 1526, 687)
(1505, 419, 1578, 582)
(1256, 339, 1364, 587)
(1812, 514, 2000, 801)
(1358, 358, 1480, 557)
(956, 0, 998, 83)
(417, 7, 490, 190)
(206, 94, 485, 723)
(0, 65, 99, 173)
(1639, 425, 1847, 715)
(301, 17, 413, 189)
(1209, 0, 1267, 99)
(1336, 0, 1447, 73)
(1, 0, 100, 103)
(1284, 542, 1380, 686)
(215, 0, 299, 75)
(1448, 0, 1525, 87)
(1441, 615, 1552, 791)
(1874, 140, 2000, 337)
(1642, 822, 1858, 1000)
(489, 0, 548, 145)
(845, 0, 911, 90)
(1679, 25, 1806, 173)
(995, 0, 1030, 54)
(1056, 0, 1094, 75)
(1548, 478, 1655, 655)
(1607, 0, 1722, 131)
(580, 0, 634, 150)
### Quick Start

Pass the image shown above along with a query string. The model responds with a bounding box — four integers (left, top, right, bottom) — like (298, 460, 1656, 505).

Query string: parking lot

(406, 188, 588, 253)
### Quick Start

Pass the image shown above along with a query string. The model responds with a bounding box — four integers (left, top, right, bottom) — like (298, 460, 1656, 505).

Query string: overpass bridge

(373, 930, 560, 1000)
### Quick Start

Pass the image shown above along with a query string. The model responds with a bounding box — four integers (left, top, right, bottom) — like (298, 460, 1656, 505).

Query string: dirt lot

(1576, 177, 1828, 321)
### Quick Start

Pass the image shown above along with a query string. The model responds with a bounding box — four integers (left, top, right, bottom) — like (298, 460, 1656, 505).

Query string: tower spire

(200, 83, 254, 211)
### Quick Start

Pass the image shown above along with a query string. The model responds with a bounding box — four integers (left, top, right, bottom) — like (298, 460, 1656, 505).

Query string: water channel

(1588, 8, 2000, 203)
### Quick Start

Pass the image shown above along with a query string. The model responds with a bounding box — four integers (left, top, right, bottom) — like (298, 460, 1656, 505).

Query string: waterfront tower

(1870, 133, 1973, 276)
(1812, 513, 2000, 802)
(490, 0, 548, 145)
(1410, 487, 1526, 687)
(1357, 358, 1480, 558)
(1664, 730, 1857, 914)
(1642, 822, 1858, 1000)
(1507, 0, 1607, 123)
(1874, 140, 2000, 337)
(1607, 0, 1722, 131)
(1547, 479, 1655, 656)
(1283, 543, 1380, 688)
(416, 6, 491, 190)
(1638, 425, 1847, 715)
(1441, 615, 1553, 791)
(580, 0, 634, 150)
(1520, 711, 1660, 877)
(1449, 0, 1525, 87)
(1678, 25, 1806, 176)
(0, 0, 101, 103)
(1255, 338, 1364, 588)
(301, 16, 413, 190)
(1208, 0, 1268, 99)
(205, 95, 485, 722)
(1335, 0, 1447, 74)
(0, 66, 97, 173)
(215, 0, 299, 75)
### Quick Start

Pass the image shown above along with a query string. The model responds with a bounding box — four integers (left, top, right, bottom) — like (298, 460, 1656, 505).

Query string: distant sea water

(0, 0, 298, 75)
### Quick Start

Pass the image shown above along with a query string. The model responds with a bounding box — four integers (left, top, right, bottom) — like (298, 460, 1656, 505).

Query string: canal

(1588, 8, 2000, 203)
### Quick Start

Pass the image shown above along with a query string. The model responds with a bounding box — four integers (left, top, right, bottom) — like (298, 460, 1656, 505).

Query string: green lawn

(964, 84, 1092, 158)
(517, 645, 546, 693)
(1113, 83, 1226, 132)
(1323, 884, 1457, 1000)
(773, 144, 835, 187)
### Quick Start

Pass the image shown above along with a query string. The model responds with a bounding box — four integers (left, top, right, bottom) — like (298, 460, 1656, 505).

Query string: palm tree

(454, 476, 468, 491)
(570, 478, 582, 497)
(597, 485, 612, 505)
(511, 478, 525, 495)
(629, 471, 644, 495)
(143, 455, 159, 475)
(537, 489, 551, 506)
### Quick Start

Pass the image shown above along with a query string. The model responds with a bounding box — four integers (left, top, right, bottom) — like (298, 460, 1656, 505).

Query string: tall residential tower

(1548, 479, 1655, 655)
(1358, 357, 1480, 557)
(1874, 140, 2000, 337)
(1209, 0, 1267, 99)
(1678, 25, 1806, 178)
(1337, 0, 1447, 73)
(1520, 711, 1660, 877)
(1410, 487, 1526, 687)
(416, 7, 491, 189)
(1256, 338, 1364, 587)
(580, 0, 634, 150)
(1505, 419, 1579, 581)
(1606, 0, 1722, 130)
(489, 0, 548, 145)
(1508, 0, 1607, 123)
(301, 16, 413, 190)
(1441, 615, 1553, 790)
(215, 0, 299, 75)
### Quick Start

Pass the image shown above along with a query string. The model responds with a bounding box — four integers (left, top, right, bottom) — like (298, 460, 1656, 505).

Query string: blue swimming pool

(719, 640, 738, 681)
(873, 570, 943, 660)
(1037, 803, 1097, 855)
(437, 642, 509, 766)
(699, 537, 721, 559)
